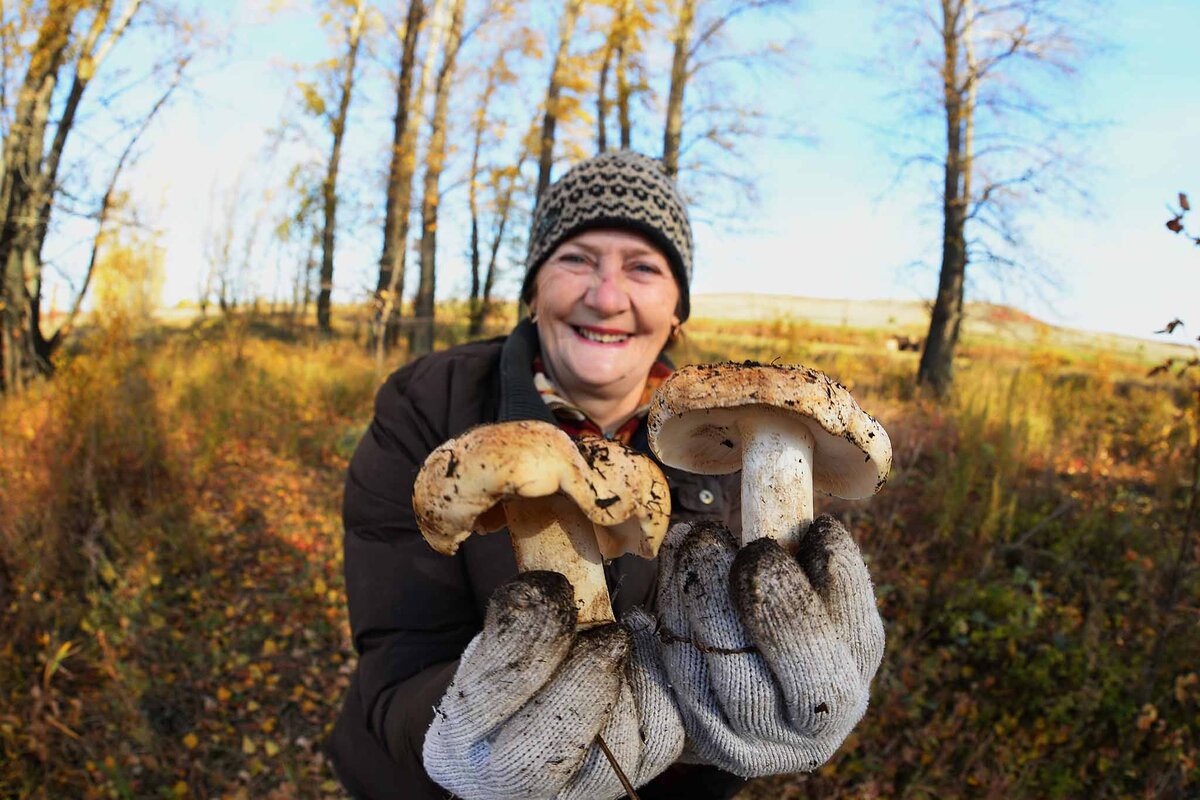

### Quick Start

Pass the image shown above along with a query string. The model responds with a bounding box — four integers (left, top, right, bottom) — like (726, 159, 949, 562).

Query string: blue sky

(85, 0, 1200, 342)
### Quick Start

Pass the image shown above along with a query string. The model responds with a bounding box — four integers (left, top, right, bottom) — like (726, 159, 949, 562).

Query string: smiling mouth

(572, 325, 632, 344)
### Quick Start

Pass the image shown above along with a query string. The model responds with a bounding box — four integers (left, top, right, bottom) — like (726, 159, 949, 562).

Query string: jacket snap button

(698, 489, 715, 505)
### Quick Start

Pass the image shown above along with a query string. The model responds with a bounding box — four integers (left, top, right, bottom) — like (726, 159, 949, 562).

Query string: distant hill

(689, 293, 1191, 363)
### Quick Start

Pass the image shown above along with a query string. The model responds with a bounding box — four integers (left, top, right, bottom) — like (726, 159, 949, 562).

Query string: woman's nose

(586, 262, 631, 314)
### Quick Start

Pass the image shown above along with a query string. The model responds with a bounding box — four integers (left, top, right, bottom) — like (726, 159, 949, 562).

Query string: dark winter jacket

(326, 319, 746, 800)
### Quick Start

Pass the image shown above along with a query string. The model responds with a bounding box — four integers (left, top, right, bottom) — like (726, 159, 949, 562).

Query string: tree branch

(49, 56, 188, 349)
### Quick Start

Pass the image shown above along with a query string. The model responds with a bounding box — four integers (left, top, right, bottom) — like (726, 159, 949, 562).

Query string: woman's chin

(565, 351, 639, 389)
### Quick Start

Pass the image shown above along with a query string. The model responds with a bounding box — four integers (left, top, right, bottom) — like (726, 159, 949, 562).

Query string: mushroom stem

(503, 495, 614, 628)
(736, 410, 816, 553)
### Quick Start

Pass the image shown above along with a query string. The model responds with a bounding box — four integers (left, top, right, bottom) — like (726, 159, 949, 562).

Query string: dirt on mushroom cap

(412, 420, 671, 558)
(573, 437, 671, 559)
(647, 362, 893, 499)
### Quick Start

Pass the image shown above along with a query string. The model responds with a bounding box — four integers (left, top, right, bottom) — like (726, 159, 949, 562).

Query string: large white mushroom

(647, 362, 892, 553)
(413, 420, 670, 628)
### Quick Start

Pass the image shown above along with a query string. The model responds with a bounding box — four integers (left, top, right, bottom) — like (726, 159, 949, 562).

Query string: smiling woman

(327, 151, 749, 800)
(531, 229, 681, 432)
(326, 151, 884, 800)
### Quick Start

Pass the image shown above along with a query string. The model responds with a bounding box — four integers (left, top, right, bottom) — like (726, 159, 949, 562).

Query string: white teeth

(576, 327, 630, 344)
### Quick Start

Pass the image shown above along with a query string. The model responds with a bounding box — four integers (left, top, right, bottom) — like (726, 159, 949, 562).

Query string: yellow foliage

(297, 80, 326, 117)
(91, 230, 166, 326)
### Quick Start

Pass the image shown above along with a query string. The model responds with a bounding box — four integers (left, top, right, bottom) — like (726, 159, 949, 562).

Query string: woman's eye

(633, 262, 663, 275)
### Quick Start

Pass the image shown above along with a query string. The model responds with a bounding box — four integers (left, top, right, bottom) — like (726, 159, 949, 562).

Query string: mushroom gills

(648, 362, 893, 555)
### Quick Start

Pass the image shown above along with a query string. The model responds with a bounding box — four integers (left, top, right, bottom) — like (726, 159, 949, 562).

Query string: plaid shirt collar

(532, 355, 673, 444)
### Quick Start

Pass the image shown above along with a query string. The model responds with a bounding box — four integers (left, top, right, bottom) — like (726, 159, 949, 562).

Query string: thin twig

(596, 734, 639, 800)
(1004, 499, 1075, 551)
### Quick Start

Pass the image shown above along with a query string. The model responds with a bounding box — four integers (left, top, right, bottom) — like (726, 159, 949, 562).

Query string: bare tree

(661, 0, 694, 178)
(657, 0, 801, 212)
(897, 0, 1095, 395)
(534, 0, 584, 202)
(595, 0, 643, 152)
(0, 0, 190, 391)
(203, 178, 241, 315)
(313, 0, 368, 333)
(469, 158, 528, 337)
(596, 18, 614, 152)
(467, 48, 509, 332)
(50, 63, 186, 347)
(269, 160, 321, 325)
(613, 0, 640, 149)
(465, 8, 537, 337)
(408, 0, 467, 356)
(373, 0, 426, 357)
(0, 2, 80, 389)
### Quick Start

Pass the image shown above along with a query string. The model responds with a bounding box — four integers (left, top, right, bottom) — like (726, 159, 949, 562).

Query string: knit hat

(522, 151, 694, 321)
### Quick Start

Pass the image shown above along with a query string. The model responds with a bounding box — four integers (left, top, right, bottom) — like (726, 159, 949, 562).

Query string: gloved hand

(423, 571, 684, 800)
(655, 516, 885, 777)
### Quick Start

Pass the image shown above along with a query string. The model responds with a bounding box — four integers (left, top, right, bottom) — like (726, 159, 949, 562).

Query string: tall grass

(0, 315, 379, 798)
(0, 307, 1195, 797)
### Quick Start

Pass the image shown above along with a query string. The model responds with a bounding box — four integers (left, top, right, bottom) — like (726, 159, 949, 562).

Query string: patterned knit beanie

(522, 150, 694, 321)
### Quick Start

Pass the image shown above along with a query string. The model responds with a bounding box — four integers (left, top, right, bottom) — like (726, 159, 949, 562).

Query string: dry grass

(0, 303, 1195, 798)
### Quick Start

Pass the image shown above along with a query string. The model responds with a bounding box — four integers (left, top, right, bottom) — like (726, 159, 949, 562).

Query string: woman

(326, 151, 884, 800)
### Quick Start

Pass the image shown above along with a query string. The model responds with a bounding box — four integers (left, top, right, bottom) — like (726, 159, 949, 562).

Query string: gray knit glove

(423, 571, 684, 800)
(655, 516, 885, 777)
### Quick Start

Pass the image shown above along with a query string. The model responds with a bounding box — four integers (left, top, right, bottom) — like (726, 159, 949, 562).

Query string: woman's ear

(667, 315, 683, 346)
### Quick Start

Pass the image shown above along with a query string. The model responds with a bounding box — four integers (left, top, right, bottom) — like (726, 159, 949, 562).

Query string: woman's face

(532, 228, 681, 403)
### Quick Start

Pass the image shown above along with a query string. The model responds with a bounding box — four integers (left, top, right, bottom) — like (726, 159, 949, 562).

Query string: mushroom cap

(573, 436, 671, 559)
(412, 420, 671, 558)
(647, 362, 893, 499)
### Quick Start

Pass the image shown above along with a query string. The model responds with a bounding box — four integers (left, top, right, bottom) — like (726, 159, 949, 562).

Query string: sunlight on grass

(0, 305, 1196, 797)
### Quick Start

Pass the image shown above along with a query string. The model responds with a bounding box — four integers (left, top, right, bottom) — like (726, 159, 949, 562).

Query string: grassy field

(0, 300, 1196, 798)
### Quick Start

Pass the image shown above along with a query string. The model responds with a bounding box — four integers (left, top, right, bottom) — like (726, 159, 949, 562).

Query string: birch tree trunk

(316, 0, 367, 334)
(615, 0, 634, 149)
(467, 56, 502, 331)
(373, 0, 425, 357)
(408, 0, 466, 357)
(534, 0, 584, 203)
(596, 36, 613, 152)
(0, 1, 79, 391)
(661, 0, 695, 178)
(472, 156, 526, 337)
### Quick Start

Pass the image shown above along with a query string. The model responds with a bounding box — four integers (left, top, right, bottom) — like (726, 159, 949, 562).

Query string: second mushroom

(413, 420, 670, 628)
(647, 362, 892, 553)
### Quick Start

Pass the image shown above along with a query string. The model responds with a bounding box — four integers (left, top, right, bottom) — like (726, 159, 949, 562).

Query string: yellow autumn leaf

(265, 740, 280, 757)
(242, 735, 256, 755)
(182, 732, 199, 750)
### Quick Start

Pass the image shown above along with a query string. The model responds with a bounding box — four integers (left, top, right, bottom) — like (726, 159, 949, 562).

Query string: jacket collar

(498, 317, 556, 424)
